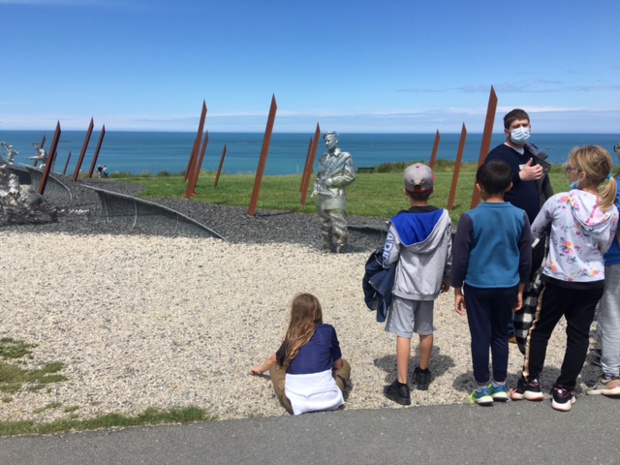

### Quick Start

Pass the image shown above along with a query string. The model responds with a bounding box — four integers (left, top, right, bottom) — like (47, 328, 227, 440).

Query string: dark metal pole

(185, 101, 207, 182)
(63, 151, 72, 176)
(248, 95, 277, 217)
(88, 125, 106, 178)
(38, 122, 61, 195)
(185, 130, 209, 198)
(214, 144, 227, 188)
(73, 118, 94, 181)
(448, 123, 467, 211)
(429, 130, 441, 169)
(470, 86, 498, 208)
(300, 136, 313, 193)
(300, 123, 321, 206)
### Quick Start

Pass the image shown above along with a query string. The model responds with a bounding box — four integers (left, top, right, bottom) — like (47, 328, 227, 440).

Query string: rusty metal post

(248, 95, 277, 217)
(73, 118, 94, 181)
(429, 130, 441, 169)
(447, 123, 467, 211)
(300, 123, 321, 206)
(185, 101, 207, 182)
(62, 151, 72, 176)
(300, 136, 313, 193)
(185, 130, 209, 198)
(87, 125, 106, 178)
(38, 122, 61, 195)
(214, 144, 227, 188)
(470, 86, 498, 208)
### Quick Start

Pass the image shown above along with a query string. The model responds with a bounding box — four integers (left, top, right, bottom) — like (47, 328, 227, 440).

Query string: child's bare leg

(397, 336, 411, 383)
(418, 334, 434, 370)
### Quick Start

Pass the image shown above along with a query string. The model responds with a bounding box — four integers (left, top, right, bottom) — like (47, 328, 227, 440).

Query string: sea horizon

(1, 130, 618, 176)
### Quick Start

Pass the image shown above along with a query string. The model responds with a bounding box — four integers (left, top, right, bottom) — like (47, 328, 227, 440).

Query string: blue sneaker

(468, 386, 493, 406)
(487, 383, 509, 402)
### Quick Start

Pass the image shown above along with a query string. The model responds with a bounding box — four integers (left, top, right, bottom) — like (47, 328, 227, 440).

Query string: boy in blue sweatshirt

(451, 160, 532, 405)
(382, 163, 452, 405)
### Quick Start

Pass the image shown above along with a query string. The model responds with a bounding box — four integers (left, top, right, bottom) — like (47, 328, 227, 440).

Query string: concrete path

(1, 395, 619, 465)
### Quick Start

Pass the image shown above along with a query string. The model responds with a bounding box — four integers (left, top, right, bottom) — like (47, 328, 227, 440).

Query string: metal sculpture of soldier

(312, 132, 356, 253)
(0, 142, 18, 165)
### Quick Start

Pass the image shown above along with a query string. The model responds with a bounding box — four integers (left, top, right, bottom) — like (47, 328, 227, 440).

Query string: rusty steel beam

(470, 86, 498, 208)
(185, 101, 207, 182)
(185, 130, 209, 199)
(429, 130, 441, 169)
(73, 118, 94, 181)
(248, 95, 277, 217)
(87, 125, 106, 178)
(447, 123, 467, 211)
(62, 151, 72, 176)
(38, 122, 61, 195)
(300, 123, 321, 206)
(214, 144, 227, 188)
(300, 136, 313, 193)
(92, 125, 107, 176)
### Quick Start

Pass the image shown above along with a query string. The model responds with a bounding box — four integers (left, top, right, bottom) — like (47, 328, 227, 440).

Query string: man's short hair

(503, 109, 530, 129)
(477, 160, 512, 195)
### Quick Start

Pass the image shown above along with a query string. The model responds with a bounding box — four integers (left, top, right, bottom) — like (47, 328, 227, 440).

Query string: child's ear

(475, 182, 483, 193)
(507, 182, 514, 192)
(403, 188, 410, 198)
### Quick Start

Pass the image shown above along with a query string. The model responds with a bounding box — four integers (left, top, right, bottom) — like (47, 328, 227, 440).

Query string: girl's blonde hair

(568, 145, 617, 211)
(281, 293, 323, 371)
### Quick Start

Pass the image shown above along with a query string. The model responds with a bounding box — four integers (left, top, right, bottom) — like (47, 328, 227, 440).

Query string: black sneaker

(510, 376, 544, 401)
(384, 379, 411, 405)
(412, 367, 431, 390)
(551, 386, 576, 412)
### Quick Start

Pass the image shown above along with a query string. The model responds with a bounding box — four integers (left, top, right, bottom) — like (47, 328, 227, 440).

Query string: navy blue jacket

(362, 247, 396, 323)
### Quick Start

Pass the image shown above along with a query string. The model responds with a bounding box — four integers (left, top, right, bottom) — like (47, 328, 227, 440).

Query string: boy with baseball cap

(383, 163, 452, 405)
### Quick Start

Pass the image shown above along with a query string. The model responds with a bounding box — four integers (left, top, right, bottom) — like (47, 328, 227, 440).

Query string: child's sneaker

(586, 377, 620, 396)
(468, 386, 494, 406)
(487, 383, 509, 402)
(550, 386, 576, 412)
(412, 367, 431, 391)
(384, 379, 411, 406)
(510, 376, 544, 401)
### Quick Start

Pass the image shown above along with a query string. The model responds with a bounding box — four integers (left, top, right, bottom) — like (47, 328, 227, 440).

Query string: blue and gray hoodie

(383, 207, 452, 301)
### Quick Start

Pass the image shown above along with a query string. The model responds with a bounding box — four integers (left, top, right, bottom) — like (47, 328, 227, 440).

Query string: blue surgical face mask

(510, 127, 531, 145)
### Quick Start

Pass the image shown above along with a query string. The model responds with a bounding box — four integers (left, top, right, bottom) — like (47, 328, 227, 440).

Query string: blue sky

(1, 0, 619, 133)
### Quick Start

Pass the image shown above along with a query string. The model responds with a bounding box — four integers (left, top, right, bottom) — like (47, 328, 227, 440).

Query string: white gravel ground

(0, 232, 601, 423)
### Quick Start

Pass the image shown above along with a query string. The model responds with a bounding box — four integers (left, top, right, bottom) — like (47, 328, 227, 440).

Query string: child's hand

(250, 364, 265, 376)
(454, 288, 466, 315)
(513, 292, 524, 312)
(513, 284, 526, 312)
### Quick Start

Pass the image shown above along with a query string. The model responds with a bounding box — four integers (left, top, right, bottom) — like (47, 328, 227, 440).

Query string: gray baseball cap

(404, 163, 434, 192)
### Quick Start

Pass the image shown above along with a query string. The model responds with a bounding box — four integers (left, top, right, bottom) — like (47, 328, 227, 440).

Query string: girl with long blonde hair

(513, 145, 619, 411)
(250, 293, 351, 415)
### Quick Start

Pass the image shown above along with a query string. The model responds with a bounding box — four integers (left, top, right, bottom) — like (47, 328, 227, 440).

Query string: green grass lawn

(113, 161, 570, 222)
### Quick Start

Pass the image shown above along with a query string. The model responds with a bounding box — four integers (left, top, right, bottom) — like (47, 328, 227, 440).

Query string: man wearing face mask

(485, 108, 553, 223)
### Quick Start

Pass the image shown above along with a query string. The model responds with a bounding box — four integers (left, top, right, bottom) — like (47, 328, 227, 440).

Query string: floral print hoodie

(531, 189, 619, 282)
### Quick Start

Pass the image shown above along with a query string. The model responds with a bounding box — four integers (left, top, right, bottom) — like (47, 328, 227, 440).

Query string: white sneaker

(586, 378, 620, 396)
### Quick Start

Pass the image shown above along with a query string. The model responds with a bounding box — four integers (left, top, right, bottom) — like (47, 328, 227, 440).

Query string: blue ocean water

(0, 130, 618, 176)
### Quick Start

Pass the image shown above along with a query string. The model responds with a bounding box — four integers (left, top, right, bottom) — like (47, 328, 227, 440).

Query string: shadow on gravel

(374, 346, 455, 385)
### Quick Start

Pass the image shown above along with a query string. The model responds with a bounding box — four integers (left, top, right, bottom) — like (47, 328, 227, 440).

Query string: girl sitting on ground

(250, 293, 351, 415)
